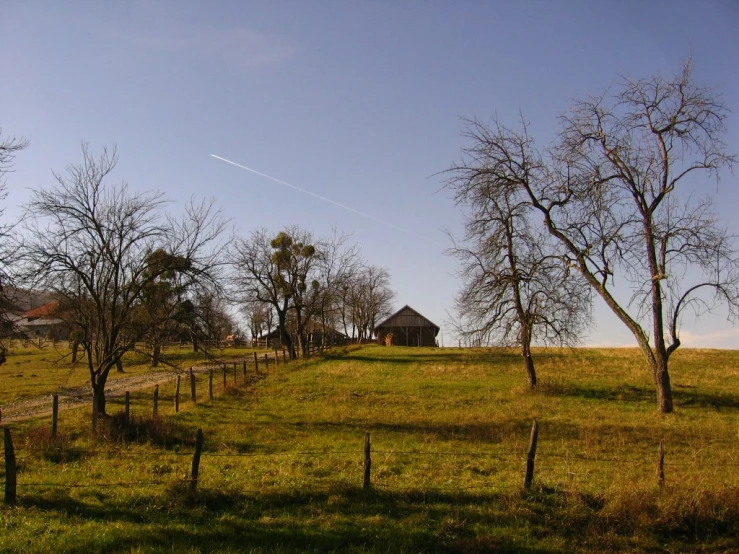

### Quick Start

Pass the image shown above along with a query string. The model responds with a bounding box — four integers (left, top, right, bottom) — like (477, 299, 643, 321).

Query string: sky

(2, 0, 739, 348)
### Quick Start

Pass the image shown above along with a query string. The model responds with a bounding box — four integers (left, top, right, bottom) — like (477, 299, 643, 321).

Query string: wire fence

(4, 422, 739, 506)
(0, 344, 317, 423)
(2, 345, 738, 505)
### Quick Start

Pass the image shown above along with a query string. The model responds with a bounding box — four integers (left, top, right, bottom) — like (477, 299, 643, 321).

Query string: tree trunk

(152, 343, 161, 367)
(92, 381, 106, 416)
(71, 341, 79, 363)
(277, 313, 296, 360)
(192, 335, 199, 352)
(521, 338, 536, 390)
(652, 354, 674, 413)
(115, 358, 124, 373)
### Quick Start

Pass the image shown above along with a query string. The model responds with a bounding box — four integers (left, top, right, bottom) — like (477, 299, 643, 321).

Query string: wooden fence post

(222, 365, 227, 389)
(524, 420, 539, 489)
(191, 428, 204, 490)
(125, 391, 130, 427)
(52, 394, 59, 438)
(363, 432, 372, 490)
(153, 385, 159, 417)
(233, 362, 237, 384)
(209, 369, 214, 401)
(657, 440, 665, 487)
(264, 353, 269, 371)
(190, 368, 196, 403)
(254, 351, 259, 373)
(3, 427, 17, 505)
(175, 375, 181, 413)
(282, 349, 286, 363)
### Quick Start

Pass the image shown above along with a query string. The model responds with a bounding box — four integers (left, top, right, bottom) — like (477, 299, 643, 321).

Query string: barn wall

(376, 326, 437, 347)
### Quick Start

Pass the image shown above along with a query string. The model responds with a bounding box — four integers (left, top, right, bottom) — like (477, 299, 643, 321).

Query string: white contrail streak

(210, 154, 439, 245)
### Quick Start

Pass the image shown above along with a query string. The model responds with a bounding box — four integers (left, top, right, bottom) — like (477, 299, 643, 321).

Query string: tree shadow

(16, 485, 570, 553)
(537, 381, 655, 404)
(537, 380, 739, 410)
(327, 349, 566, 368)
(673, 389, 739, 410)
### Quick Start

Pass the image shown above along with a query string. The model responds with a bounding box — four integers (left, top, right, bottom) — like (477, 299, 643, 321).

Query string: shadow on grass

(673, 389, 739, 409)
(537, 381, 655, 404)
(102, 413, 196, 450)
(18, 481, 739, 553)
(326, 349, 571, 368)
(17, 485, 567, 554)
(538, 380, 739, 409)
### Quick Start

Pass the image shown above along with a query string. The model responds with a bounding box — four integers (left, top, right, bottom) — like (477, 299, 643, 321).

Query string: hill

(1, 345, 737, 552)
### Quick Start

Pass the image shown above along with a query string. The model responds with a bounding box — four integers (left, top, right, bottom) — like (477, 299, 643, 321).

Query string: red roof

(22, 302, 60, 319)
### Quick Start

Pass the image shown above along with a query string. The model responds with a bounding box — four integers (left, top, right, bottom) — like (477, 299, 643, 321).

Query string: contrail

(210, 154, 439, 245)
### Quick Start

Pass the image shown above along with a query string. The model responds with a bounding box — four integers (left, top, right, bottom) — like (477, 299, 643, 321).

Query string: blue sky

(2, 0, 739, 347)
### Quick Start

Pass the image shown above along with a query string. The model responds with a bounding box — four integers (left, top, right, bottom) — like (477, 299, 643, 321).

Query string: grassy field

(0, 342, 259, 406)
(1, 345, 738, 552)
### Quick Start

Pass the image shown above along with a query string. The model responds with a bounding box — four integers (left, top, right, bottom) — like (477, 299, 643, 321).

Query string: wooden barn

(374, 305, 440, 347)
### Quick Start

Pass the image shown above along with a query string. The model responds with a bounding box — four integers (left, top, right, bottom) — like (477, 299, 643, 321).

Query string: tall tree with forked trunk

(449, 63, 738, 412)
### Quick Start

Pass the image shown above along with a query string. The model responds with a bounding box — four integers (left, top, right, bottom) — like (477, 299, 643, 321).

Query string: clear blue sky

(3, 0, 739, 347)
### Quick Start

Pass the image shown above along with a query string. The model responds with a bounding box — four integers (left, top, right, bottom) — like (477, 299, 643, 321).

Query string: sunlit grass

(0, 342, 267, 405)
(1, 345, 738, 552)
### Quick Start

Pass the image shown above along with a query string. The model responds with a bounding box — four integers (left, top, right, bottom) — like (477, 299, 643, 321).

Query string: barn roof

(373, 305, 440, 336)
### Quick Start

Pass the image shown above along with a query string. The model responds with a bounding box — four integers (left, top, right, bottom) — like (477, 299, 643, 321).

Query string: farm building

(15, 301, 71, 340)
(374, 305, 439, 347)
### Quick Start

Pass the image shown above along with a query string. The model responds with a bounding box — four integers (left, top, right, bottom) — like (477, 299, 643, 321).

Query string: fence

(2, 344, 736, 506)
(3, 417, 705, 506)
(0, 342, 339, 425)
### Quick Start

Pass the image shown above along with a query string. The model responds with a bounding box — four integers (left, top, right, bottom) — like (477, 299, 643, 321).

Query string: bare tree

(231, 228, 297, 358)
(456, 63, 738, 412)
(0, 130, 29, 362)
(315, 230, 359, 348)
(350, 264, 395, 342)
(21, 145, 226, 415)
(196, 290, 235, 349)
(241, 298, 274, 342)
(446, 152, 592, 388)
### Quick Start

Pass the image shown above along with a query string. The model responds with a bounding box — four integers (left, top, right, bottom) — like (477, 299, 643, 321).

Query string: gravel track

(0, 364, 225, 423)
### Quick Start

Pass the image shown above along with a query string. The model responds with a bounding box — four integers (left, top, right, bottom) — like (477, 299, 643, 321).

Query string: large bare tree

(349, 264, 395, 342)
(314, 230, 359, 348)
(0, 130, 29, 362)
(446, 154, 592, 388)
(455, 63, 738, 412)
(21, 145, 226, 415)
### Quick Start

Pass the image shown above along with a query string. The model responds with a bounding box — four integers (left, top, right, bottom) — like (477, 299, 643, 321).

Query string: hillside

(1, 345, 738, 553)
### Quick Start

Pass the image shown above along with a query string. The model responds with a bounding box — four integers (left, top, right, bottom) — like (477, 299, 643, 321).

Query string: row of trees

(0, 139, 395, 415)
(234, 228, 394, 359)
(447, 62, 738, 413)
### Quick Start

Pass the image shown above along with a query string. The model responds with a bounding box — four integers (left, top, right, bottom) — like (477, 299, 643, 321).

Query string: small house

(17, 302, 70, 340)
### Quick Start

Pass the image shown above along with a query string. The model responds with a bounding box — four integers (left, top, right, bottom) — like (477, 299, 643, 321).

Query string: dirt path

(0, 364, 226, 423)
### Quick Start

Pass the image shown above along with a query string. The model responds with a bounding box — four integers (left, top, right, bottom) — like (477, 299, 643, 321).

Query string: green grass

(1, 345, 738, 552)
(0, 342, 264, 405)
